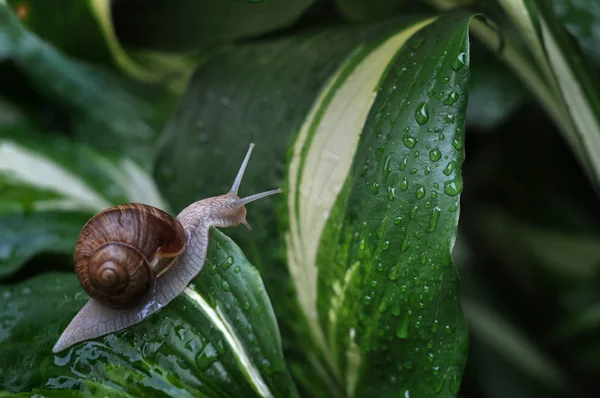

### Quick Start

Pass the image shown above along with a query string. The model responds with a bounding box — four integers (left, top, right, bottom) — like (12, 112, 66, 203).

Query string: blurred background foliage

(1, 0, 599, 397)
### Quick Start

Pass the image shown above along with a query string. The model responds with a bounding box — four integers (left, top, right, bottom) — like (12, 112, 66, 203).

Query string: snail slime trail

(53, 143, 282, 353)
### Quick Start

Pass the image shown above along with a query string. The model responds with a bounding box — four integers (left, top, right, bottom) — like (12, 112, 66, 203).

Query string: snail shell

(52, 143, 282, 353)
(74, 204, 186, 309)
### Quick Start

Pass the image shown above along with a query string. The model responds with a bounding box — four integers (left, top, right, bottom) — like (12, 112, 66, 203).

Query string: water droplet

(449, 202, 458, 212)
(371, 181, 380, 195)
(388, 186, 396, 201)
(243, 301, 250, 310)
(222, 281, 231, 292)
(382, 241, 390, 250)
(377, 216, 388, 239)
(409, 206, 420, 219)
(444, 179, 463, 196)
(415, 102, 429, 125)
(444, 325, 454, 334)
(393, 216, 403, 225)
(364, 296, 372, 305)
(400, 157, 408, 170)
(392, 301, 401, 316)
(221, 256, 234, 269)
(427, 207, 441, 232)
(413, 150, 420, 159)
(452, 138, 463, 150)
(451, 51, 467, 71)
(443, 160, 457, 176)
(403, 135, 417, 148)
(445, 114, 455, 123)
(400, 177, 409, 191)
(383, 155, 391, 183)
(429, 148, 441, 161)
(388, 266, 400, 281)
(416, 186, 425, 199)
(397, 317, 410, 339)
(401, 232, 410, 252)
(410, 168, 417, 175)
(443, 91, 459, 105)
(360, 165, 369, 176)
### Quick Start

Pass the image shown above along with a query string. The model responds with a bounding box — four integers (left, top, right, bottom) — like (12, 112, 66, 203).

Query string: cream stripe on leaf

(286, 17, 437, 376)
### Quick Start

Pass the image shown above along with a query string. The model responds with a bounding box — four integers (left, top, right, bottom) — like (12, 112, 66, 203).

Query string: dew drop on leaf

(451, 51, 466, 71)
(427, 207, 442, 232)
(371, 181, 380, 195)
(388, 186, 396, 201)
(443, 160, 457, 176)
(443, 91, 459, 105)
(397, 316, 410, 339)
(429, 148, 441, 161)
(400, 177, 409, 191)
(452, 138, 463, 150)
(415, 102, 429, 125)
(388, 266, 400, 281)
(444, 179, 462, 196)
(403, 135, 417, 148)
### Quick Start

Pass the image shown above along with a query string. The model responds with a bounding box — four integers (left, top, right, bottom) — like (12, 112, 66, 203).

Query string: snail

(52, 143, 281, 353)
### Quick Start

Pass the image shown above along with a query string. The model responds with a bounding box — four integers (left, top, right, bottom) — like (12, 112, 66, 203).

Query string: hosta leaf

(0, 229, 298, 397)
(285, 12, 472, 396)
(0, 3, 175, 169)
(4, 0, 194, 90)
(111, 0, 317, 52)
(0, 124, 167, 277)
(495, 0, 600, 190)
(552, 0, 600, 83)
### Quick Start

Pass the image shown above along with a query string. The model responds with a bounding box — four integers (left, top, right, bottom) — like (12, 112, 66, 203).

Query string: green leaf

(0, 124, 167, 277)
(287, 12, 471, 396)
(0, 211, 89, 279)
(4, 0, 196, 90)
(6, 0, 113, 65)
(111, 0, 317, 52)
(493, 0, 600, 190)
(0, 3, 175, 169)
(552, 0, 600, 84)
(0, 229, 298, 397)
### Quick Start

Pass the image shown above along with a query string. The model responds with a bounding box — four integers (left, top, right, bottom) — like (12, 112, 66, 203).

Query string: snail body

(52, 144, 281, 353)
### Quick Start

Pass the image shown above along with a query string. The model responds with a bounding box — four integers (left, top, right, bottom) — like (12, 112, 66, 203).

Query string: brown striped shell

(74, 203, 186, 309)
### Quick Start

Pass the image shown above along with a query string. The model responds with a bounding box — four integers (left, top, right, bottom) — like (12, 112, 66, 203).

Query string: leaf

(0, 229, 299, 397)
(4, 0, 196, 90)
(494, 0, 600, 190)
(111, 0, 317, 52)
(0, 3, 176, 169)
(0, 124, 167, 277)
(287, 12, 472, 397)
(6, 0, 114, 65)
(552, 0, 600, 84)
